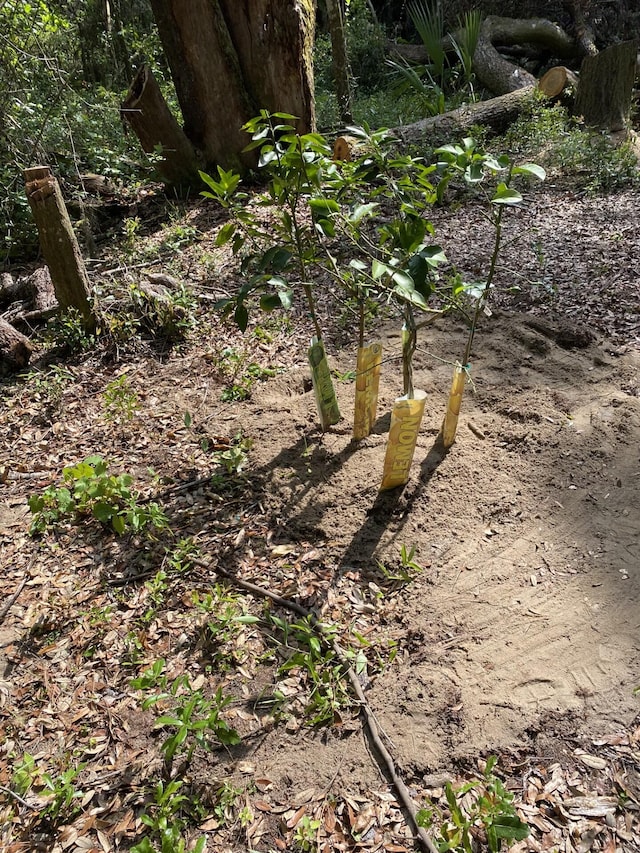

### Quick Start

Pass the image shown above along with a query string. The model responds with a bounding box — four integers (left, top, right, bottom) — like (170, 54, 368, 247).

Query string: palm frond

(407, 0, 446, 87)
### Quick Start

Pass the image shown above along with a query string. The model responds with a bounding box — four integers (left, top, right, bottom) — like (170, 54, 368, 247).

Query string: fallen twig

(0, 574, 28, 626)
(192, 556, 439, 853)
(0, 783, 39, 811)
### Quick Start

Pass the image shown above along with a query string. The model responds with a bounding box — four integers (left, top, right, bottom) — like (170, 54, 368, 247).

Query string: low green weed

(103, 374, 140, 423)
(416, 756, 529, 852)
(11, 753, 85, 823)
(193, 586, 258, 671)
(28, 455, 168, 535)
(130, 281, 197, 343)
(132, 779, 205, 853)
(131, 659, 240, 774)
(46, 307, 96, 353)
(376, 544, 424, 587)
(271, 614, 352, 725)
(294, 814, 322, 852)
(217, 346, 278, 402)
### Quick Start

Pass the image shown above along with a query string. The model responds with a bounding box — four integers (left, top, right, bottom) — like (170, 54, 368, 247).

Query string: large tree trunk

(24, 167, 96, 331)
(325, 0, 353, 123)
(574, 40, 638, 131)
(147, 0, 316, 174)
(121, 65, 202, 187)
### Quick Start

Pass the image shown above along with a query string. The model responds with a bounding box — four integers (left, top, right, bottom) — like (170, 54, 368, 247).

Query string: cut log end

(539, 66, 579, 99)
(333, 135, 354, 161)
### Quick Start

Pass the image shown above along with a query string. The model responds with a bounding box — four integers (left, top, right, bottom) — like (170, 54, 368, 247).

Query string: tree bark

(391, 85, 540, 145)
(325, 0, 353, 123)
(24, 167, 96, 330)
(121, 65, 202, 187)
(474, 16, 583, 95)
(574, 39, 638, 131)
(563, 0, 598, 57)
(148, 0, 316, 174)
(0, 317, 33, 374)
(221, 0, 316, 135)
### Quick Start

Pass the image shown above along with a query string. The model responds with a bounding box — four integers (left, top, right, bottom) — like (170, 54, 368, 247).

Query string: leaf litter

(0, 183, 639, 852)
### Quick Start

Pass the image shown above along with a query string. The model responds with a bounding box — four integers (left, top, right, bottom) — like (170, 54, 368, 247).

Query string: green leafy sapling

(200, 111, 338, 337)
(434, 138, 545, 445)
(28, 455, 168, 535)
(201, 111, 343, 428)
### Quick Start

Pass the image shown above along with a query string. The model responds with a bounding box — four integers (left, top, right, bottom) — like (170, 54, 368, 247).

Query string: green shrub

(499, 98, 640, 194)
(28, 455, 168, 535)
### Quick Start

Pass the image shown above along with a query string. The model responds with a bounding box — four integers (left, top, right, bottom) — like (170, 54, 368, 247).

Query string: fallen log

(390, 85, 540, 147)
(0, 316, 33, 374)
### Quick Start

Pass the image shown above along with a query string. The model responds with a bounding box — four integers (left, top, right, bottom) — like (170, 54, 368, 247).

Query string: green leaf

(92, 501, 115, 523)
(156, 715, 183, 728)
(371, 259, 390, 280)
(259, 293, 284, 312)
(258, 149, 278, 168)
(491, 815, 529, 840)
(315, 218, 335, 237)
(184, 411, 192, 428)
(215, 221, 236, 246)
(234, 303, 249, 332)
(308, 197, 339, 216)
(512, 162, 546, 181)
(464, 161, 484, 182)
(259, 246, 293, 272)
(391, 269, 415, 289)
(347, 202, 378, 224)
(112, 514, 126, 535)
(491, 183, 523, 205)
(349, 258, 368, 272)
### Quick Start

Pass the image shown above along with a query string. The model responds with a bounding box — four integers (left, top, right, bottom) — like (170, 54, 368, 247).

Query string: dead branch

(192, 556, 440, 853)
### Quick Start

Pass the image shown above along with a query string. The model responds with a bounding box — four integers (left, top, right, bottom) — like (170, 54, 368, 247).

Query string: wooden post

(24, 166, 96, 330)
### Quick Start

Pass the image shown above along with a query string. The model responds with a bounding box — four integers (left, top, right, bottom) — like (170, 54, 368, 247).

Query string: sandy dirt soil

(0, 185, 639, 852)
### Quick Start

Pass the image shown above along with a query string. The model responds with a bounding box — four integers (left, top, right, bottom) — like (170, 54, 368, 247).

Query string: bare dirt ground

(0, 184, 639, 852)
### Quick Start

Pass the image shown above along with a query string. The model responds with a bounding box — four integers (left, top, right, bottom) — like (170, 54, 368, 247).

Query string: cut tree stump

(574, 40, 638, 131)
(0, 317, 33, 374)
(121, 64, 202, 187)
(24, 166, 96, 330)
